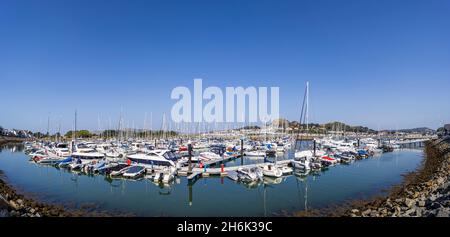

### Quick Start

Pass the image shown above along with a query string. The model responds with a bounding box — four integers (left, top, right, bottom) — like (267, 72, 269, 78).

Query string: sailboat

(292, 81, 320, 170)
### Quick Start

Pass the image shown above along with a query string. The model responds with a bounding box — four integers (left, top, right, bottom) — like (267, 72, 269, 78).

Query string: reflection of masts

(304, 180, 308, 212)
(188, 184, 193, 206)
(70, 173, 79, 190)
(295, 175, 308, 212)
(263, 184, 267, 217)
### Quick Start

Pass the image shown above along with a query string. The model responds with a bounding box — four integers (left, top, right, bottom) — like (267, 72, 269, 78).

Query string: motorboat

(98, 163, 128, 175)
(278, 166, 293, 175)
(37, 156, 64, 165)
(237, 167, 263, 182)
(244, 150, 266, 157)
(291, 157, 311, 171)
(294, 149, 325, 159)
(260, 164, 283, 178)
(52, 143, 71, 157)
(320, 155, 338, 166)
(199, 151, 221, 161)
(110, 165, 132, 177)
(29, 149, 48, 162)
(127, 150, 179, 170)
(162, 167, 177, 183)
(123, 166, 146, 178)
(55, 157, 73, 167)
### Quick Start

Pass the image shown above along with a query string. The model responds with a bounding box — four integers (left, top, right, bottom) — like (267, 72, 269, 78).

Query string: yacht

(127, 149, 179, 170)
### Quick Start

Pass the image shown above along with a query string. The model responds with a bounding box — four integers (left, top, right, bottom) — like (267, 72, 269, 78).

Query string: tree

(65, 130, 92, 138)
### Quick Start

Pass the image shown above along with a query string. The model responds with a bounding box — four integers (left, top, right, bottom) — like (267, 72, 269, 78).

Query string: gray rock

(436, 208, 450, 217)
(404, 209, 416, 217)
(9, 200, 19, 210)
(362, 209, 372, 216)
(430, 195, 437, 202)
(405, 198, 415, 208)
(430, 202, 442, 209)
(418, 200, 426, 207)
(351, 209, 359, 214)
(16, 199, 23, 205)
(30, 208, 36, 214)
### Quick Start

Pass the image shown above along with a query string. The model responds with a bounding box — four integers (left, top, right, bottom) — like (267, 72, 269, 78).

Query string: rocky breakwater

(0, 178, 74, 217)
(0, 177, 123, 217)
(347, 137, 450, 217)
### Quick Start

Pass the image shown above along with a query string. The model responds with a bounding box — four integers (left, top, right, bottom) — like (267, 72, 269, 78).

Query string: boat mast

(306, 81, 309, 133)
(74, 109, 77, 142)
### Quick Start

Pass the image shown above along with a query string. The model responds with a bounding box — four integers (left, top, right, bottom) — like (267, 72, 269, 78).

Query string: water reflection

(0, 144, 25, 153)
(0, 144, 424, 216)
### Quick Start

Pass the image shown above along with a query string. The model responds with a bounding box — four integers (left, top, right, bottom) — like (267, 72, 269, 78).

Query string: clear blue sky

(1, 0, 449, 133)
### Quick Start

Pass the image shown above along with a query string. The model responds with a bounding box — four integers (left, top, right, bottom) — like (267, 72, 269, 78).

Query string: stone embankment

(346, 137, 450, 217)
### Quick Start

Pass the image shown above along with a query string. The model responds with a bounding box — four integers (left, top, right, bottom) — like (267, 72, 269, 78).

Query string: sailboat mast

(306, 81, 309, 132)
(74, 110, 77, 141)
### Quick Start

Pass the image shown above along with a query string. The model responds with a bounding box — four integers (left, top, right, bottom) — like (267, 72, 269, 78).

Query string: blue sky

(1, 0, 449, 133)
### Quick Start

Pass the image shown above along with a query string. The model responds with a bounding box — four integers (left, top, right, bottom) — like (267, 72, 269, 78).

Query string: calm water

(0, 144, 423, 216)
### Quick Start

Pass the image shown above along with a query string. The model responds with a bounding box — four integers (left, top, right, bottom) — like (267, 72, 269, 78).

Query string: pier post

(313, 139, 317, 157)
(240, 138, 244, 166)
(188, 143, 193, 173)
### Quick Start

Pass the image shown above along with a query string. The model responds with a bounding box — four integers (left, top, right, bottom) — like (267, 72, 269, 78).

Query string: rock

(10, 210, 17, 217)
(361, 209, 372, 216)
(35, 213, 41, 217)
(404, 209, 416, 216)
(418, 200, 426, 207)
(351, 209, 359, 214)
(414, 207, 424, 216)
(16, 199, 23, 205)
(430, 202, 442, 209)
(436, 208, 450, 217)
(9, 200, 19, 210)
(30, 208, 35, 214)
(405, 198, 415, 208)
(429, 195, 437, 202)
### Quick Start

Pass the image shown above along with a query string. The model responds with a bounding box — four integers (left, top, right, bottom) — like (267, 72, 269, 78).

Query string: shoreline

(294, 137, 450, 217)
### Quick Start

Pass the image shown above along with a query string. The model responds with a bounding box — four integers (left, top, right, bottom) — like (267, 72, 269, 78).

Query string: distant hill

(270, 119, 376, 134)
(388, 127, 436, 134)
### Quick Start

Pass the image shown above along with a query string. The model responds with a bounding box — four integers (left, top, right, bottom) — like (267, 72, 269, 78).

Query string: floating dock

(180, 159, 293, 175)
